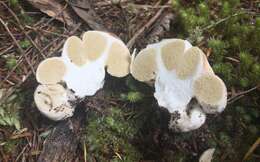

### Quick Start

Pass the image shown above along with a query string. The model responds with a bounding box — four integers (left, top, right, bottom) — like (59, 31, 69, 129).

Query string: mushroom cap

(131, 38, 227, 132)
(36, 57, 67, 84)
(34, 84, 74, 121)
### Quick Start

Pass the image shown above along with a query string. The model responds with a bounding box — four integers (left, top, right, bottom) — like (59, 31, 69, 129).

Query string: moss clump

(0, 91, 23, 130)
(19, 39, 31, 49)
(5, 56, 17, 70)
(83, 107, 141, 161)
(120, 91, 144, 103)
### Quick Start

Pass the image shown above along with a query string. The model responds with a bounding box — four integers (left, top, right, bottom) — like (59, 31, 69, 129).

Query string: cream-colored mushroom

(193, 74, 227, 114)
(131, 39, 227, 132)
(36, 57, 67, 85)
(34, 84, 75, 121)
(34, 31, 131, 120)
(199, 148, 216, 162)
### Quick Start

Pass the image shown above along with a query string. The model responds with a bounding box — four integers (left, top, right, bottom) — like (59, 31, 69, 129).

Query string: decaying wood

(37, 108, 85, 162)
(145, 13, 175, 44)
(37, 90, 107, 162)
(127, 0, 172, 49)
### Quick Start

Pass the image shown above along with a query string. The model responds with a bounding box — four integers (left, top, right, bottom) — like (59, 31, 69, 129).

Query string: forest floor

(0, 0, 259, 162)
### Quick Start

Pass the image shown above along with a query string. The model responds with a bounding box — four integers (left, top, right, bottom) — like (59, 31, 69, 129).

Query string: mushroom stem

(169, 104, 206, 132)
(34, 84, 75, 121)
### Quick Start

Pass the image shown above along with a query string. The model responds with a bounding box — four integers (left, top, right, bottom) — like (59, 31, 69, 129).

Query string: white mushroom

(34, 31, 130, 120)
(131, 39, 227, 132)
(34, 84, 75, 121)
(199, 148, 215, 162)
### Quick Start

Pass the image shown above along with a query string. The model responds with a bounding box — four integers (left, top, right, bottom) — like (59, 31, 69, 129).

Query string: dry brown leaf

(27, 0, 75, 26)
(68, 0, 107, 31)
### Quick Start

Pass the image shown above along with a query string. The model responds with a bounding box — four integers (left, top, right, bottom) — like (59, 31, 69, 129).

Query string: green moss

(239, 52, 254, 68)
(212, 62, 233, 83)
(84, 107, 141, 161)
(221, 1, 231, 17)
(5, 56, 17, 70)
(239, 77, 250, 88)
(252, 63, 260, 78)
(120, 91, 144, 103)
(9, 0, 18, 7)
(208, 38, 228, 62)
(19, 39, 31, 49)
(198, 2, 209, 18)
(0, 91, 24, 130)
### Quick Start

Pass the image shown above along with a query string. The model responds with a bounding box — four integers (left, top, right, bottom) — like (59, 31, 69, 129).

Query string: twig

(225, 56, 240, 63)
(228, 85, 260, 104)
(0, 17, 36, 76)
(15, 144, 28, 162)
(0, 45, 13, 56)
(25, 25, 68, 38)
(243, 137, 260, 161)
(126, 0, 170, 49)
(202, 12, 245, 31)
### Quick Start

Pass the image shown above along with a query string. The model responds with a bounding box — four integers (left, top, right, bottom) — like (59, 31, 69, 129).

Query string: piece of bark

(37, 108, 85, 162)
(68, 0, 107, 31)
(146, 13, 175, 44)
(27, 0, 75, 27)
(136, 12, 175, 49)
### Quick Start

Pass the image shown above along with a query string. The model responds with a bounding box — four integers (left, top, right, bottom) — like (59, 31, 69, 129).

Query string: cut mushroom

(34, 31, 131, 120)
(34, 84, 75, 121)
(131, 39, 227, 132)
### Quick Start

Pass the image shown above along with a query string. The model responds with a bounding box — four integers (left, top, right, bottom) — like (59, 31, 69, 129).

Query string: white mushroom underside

(61, 32, 126, 98)
(153, 40, 203, 113)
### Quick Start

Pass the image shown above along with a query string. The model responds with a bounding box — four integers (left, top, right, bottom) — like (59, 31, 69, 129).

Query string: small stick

(126, 0, 170, 49)
(228, 85, 259, 104)
(243, 137, 260, 161)
(0, 45, 13, 56)
(25, 25, 68, 38)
